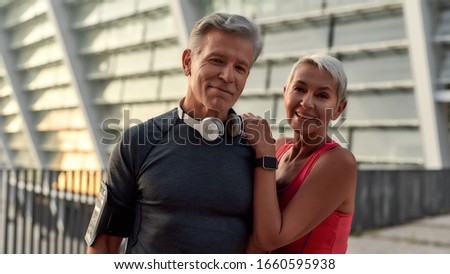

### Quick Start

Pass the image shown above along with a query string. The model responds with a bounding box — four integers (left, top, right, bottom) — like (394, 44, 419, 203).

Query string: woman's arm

(243, 113, 357, 252)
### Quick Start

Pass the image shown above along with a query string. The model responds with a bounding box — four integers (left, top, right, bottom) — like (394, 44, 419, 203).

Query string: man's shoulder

(126, 108, 177, 132)
(121, 108, 178, 144)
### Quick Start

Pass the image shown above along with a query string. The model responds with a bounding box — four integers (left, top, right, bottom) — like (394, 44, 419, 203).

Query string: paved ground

(347, 213, 450, 254)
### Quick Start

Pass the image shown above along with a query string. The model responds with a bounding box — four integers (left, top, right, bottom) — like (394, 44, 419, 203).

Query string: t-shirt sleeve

(104, 126, 139, 212)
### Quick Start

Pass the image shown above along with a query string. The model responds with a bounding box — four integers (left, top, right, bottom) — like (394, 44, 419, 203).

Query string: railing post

(56, 170, 65, 254)
(0, 169, 9, 253)
(24, 169, 36, 254)
(48, 170, 58, 254)
(9, 170, 18, 254)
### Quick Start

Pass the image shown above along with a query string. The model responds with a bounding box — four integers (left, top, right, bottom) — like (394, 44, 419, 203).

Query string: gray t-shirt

(105, 108, 254, 253)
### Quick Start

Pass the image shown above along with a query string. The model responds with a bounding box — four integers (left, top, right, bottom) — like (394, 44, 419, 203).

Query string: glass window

(233, 97, 275, 118)
(13, 150, 36, 167)
(269, 61, 297, 90)
(153, 45, 181, 71)
(17, 44, 49, 68)
(144, 15, 177, 41)
(436, 8, 450, 36)
(275, 95, 286, 122)
(54, 65, 71, 86)
(79, 28, 109, 52)
(24, 67, 57, 90)
(71, 0, 101, 26)
(334, 13, 406, 47)
(109, 20, 145, 48)
(95, 80, 124, 104)
(325, 0, 392, 10)
(127, 103, 168, 122)
(137, 0, 168, 11)
(8, 132, 29, 150)
(245, 64, 267, 90)
(0, 79, 12, 97)
(36, 109, 86, 131)
(258, 0, 321, 18)
(263, 23, 329, 55)
(85, 54, 116, 75)
(160, 73, 187, 100)
(0, 97, 18, 115)
(351, 129, 422, 159)
(115, 50, 151, 75)
(100, 0, 136, 22)
(30, 87, 78, 111)
(438, 48, 450, 83)
(4, 115, 22, 133)
(113, 103, 169, 130)
(343, 52, 412, 84)
(123, 77, 159, 102)
(58, 151, 100, 170)
(3, 0, 46, 26)
(346, 92, 418, 120)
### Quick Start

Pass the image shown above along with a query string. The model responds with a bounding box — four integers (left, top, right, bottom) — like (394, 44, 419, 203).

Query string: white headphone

(177, 98, 243, 141)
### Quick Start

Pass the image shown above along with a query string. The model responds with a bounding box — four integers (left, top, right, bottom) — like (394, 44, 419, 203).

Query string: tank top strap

(301, 140, 340, 180)
(276, 141, 293, 160)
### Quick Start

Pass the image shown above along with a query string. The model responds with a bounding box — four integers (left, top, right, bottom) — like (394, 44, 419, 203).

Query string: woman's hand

(242, 113, 276, 157)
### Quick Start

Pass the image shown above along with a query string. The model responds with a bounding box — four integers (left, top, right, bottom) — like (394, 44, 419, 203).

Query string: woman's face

(284, 62, 346, 143)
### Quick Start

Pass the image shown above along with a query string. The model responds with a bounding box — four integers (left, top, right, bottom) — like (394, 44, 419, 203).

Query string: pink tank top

(272, 140, 353, 254)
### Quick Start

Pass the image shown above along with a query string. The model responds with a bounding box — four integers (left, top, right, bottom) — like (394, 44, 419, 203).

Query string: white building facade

(0, 0, 448, 171)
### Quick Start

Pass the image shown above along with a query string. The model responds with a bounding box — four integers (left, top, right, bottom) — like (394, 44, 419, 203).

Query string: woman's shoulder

(323, 145, 357, 169)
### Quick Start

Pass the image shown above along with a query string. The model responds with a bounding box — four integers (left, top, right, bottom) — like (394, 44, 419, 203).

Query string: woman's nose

(300, 93, 314, 109)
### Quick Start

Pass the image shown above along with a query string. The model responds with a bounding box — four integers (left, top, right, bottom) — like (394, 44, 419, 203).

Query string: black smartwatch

(255, 156, 278, 170)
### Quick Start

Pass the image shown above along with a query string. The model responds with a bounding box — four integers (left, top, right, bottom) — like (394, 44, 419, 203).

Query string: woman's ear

(182, 49, 191, 76)
(332, 99, 347, 120)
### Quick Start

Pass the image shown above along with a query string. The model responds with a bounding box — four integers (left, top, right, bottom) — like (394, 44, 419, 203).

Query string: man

(85, 12, 263, 253)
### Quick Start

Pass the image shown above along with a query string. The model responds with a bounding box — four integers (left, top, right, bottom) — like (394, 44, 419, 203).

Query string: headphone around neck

(177, 99, 243, 141)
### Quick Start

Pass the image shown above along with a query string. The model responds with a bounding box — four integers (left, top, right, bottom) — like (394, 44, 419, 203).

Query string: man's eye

(210, 59, 222, 64)
(236, 66, 247, 73)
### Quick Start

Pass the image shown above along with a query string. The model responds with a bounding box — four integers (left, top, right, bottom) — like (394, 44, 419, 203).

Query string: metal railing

(1, 168, 450, 254)
(0, 169, 102, 254)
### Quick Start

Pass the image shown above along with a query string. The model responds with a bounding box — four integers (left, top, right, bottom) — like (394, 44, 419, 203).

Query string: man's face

(182, 29, 254, 118)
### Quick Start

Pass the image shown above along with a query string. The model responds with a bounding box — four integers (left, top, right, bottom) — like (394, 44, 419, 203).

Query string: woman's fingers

(242, 113, 275, 148)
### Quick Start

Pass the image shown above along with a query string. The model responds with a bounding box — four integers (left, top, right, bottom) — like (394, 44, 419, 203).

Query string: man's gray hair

(188, 12, 263, 66)
(287, 53, 348, 104)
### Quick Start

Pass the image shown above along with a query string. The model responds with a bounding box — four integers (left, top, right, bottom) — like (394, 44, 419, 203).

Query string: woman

(244, 53, 357, 253)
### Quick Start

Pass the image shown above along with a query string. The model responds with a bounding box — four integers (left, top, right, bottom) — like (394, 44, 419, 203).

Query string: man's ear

(182, 49, 191, 76)
(332, 99, 347, 120)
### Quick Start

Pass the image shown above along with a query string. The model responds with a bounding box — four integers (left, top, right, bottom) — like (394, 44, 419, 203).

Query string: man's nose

(218, 65, 234, 83)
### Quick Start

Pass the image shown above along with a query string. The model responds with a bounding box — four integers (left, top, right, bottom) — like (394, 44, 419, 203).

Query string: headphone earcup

(226, 113, 243, 138)
(198, 117, 224, 141)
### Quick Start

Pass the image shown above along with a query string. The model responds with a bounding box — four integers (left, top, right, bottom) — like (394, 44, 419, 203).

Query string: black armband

(85, 182, 134, 246)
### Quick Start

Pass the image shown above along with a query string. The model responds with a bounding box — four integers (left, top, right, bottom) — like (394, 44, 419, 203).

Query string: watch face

(263, 156, 278, 169)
